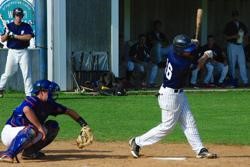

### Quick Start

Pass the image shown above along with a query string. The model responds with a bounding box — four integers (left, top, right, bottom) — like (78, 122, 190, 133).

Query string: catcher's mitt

(76, 125, 94, 148)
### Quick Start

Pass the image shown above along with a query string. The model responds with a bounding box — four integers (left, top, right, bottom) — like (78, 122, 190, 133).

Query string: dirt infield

(0, 141, 250, 167)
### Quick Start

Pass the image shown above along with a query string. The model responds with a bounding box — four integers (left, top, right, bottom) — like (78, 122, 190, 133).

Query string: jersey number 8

(165, 62, 173, 80)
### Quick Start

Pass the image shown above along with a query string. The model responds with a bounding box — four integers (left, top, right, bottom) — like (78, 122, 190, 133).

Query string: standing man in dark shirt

(224, 10, 248, 87)
(0, 8, 34, 97)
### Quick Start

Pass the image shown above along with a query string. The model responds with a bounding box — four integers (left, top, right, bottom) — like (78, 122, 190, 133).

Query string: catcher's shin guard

(23, 120, 59, 156)
(4, 126, 37, 159)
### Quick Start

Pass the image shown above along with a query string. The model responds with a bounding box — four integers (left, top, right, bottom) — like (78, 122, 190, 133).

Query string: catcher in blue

(0, 80, 93, 163)
(129, 34, 217, 159)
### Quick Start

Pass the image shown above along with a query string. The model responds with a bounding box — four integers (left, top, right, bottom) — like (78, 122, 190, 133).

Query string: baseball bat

(71, 71, 82, 92)
(0, 14, 8, 31)
(195, 8, 203, 40)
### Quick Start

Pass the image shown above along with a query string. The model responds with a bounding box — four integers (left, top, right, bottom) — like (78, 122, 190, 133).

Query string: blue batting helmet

(173, 34, 196, 55)
(31, 80, 51, 95)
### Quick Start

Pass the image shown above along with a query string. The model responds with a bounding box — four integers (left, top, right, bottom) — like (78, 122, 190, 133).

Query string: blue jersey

(39, 99, 67, 123)
(162, 45, 197, 89)
(3, 22, 34, 49)
(6, 96, 67, 127)
(6, 96, 43, 127)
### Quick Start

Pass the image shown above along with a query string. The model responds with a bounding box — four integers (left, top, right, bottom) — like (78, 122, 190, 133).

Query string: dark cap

(13, 7, 24, 17)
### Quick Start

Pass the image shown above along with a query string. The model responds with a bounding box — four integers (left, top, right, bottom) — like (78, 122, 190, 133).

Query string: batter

(129, 34, 217, 159)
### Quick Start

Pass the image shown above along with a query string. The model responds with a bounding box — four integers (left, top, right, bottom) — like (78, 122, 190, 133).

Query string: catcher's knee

(45, 120, 59, 130)
(44, 120, 59, 139)
(24, 126, 37, 139)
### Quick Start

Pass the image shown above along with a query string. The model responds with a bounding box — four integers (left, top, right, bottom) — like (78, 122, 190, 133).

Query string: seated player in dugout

(0, 80, 93, 163)
(127, 34, 150, 88)
(190, 35, 228, 88)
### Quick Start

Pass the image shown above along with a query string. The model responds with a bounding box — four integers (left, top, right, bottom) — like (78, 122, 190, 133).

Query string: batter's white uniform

(0, 49, 32, 96)
(134, 44, 209, 155)
(135, 86, 204, 154)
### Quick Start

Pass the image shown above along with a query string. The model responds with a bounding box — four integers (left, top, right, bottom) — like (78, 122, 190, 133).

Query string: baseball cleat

(129, 137, 140, 158)
(196, 148, 217, 159)
(0, 154, 14, 163)
(21, 151, 46, 160)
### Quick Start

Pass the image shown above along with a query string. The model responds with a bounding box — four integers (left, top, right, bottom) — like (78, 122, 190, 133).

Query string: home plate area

(0, 141, 249, 167)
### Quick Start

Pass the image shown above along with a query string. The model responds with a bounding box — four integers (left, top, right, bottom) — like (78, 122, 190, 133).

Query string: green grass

(0, 91, 250, 145)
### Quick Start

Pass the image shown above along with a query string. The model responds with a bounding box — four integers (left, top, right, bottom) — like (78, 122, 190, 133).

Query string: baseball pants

(0, 49, 33, 96)
(135, 86, 204, 154)
(1, 124, 46, 148)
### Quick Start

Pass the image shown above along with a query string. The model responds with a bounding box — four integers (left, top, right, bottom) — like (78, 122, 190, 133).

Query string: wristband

(76, 117, 88, 127)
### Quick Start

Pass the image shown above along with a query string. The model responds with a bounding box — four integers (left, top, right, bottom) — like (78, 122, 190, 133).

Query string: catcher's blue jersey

(6, 96, 67, 127)
(162, 45, 197, 89)
(6, 96, 43, 126)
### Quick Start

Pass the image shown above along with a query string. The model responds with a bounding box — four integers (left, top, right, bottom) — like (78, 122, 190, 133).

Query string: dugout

(65, 0, 250, 90)
(1, 0, 250, 91)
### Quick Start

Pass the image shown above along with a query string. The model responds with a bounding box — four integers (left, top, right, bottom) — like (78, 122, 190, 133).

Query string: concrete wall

(0, 49, 41, 91)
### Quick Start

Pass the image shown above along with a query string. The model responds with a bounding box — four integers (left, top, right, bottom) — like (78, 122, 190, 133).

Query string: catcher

(0, 80, 93, 163)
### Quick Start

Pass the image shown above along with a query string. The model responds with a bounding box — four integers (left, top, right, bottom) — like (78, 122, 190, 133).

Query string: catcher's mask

(49, 81, 60, 100)
(32, 80, 51, 95)
(173, 34, 196, 57)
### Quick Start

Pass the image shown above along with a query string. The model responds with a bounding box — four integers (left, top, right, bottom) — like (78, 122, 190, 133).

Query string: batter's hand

(191, 39, 199, 45)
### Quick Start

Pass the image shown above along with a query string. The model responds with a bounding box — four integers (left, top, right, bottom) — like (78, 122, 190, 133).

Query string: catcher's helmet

(173, 34, 196, 55)
(49, 81, 60, 100)
(49, 82, 60, 92)
(32, 80, 52, 95)
(13, 7, 24, 18)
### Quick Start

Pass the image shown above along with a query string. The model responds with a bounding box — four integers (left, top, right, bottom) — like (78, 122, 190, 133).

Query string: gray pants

(227, 43, 248, 84)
